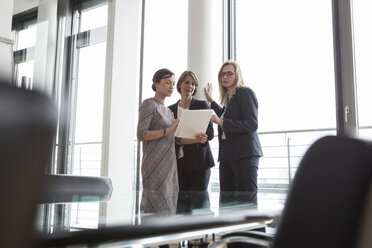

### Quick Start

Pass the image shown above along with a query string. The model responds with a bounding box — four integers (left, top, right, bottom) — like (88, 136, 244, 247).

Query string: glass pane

(16, 25, 37, 50)
(209, 0, 223, 192)
(235, 0, 336, 188)
(16, 60, 34, 89)
(79, 4, 108, 33)
(353, 0, 372, 140)
(68, 202, 100, 229)
(142, 0, 188, 106)
(70, 42, 106, 176)
(211, 0, 224, 104)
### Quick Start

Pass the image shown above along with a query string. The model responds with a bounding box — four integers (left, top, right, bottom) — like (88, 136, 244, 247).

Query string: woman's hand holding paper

(169, 119, 180, 133)
(195, 132, 208, 144)
(211, 114, 222, 126)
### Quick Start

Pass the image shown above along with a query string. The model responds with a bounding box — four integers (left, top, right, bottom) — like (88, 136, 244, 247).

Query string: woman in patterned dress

(137, 68, 180, 192)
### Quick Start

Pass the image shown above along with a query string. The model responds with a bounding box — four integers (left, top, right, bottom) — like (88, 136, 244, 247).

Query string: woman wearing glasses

(137, 68, 180, 192)
(205, 61, 263, 192)
(168, 71, 215, 191)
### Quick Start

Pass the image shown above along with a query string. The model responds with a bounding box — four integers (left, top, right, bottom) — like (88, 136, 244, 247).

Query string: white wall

(0, 0, 14, 38)
(103, 0, 142, 222)
(13, 0, 37, 15)
(0, 0, 14, 82)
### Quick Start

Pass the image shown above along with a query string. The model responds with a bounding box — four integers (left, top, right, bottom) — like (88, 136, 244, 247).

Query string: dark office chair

(40, 174, 113, 203)
(210, 135, 372, 248)
(0, 82, 57, 248)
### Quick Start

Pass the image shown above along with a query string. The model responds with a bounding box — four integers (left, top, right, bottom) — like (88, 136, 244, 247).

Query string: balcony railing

(210, 126, 372, 193)
(55, 126, 372, 192)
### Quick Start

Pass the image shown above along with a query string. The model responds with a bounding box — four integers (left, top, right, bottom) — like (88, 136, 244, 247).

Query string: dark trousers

(177, 158, 211, 191)
(219, 157, 264, 248)
(219, 157, 259, 192)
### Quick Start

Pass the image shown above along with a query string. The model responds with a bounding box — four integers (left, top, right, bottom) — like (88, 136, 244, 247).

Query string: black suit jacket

(168, 99, 215, 170)
(210, 87, 263, 162)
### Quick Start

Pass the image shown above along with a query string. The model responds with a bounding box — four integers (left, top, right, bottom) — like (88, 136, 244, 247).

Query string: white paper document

(175, 109, 213, 139)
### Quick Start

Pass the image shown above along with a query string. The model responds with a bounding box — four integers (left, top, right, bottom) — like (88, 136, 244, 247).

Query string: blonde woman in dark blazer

(205, 61, 263, 192)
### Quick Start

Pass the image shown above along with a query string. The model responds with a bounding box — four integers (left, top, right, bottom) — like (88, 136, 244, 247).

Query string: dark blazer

(210, 87, 263, 162)
(168, 99, 215, 170)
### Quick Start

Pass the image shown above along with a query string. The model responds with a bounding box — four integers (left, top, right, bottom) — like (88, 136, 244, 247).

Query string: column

(332, 0, 358, 138)
(188, 0, 213, 101)
(102, 0, 142, 222)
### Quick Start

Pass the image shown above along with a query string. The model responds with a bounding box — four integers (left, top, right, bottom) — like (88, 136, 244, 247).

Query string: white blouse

(177, 104, 188, 159)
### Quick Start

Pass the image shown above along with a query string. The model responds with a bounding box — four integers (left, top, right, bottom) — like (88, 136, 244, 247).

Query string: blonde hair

(218, 61, 245, 105)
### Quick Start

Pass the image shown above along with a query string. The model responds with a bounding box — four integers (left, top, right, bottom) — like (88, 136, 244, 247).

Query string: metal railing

(54, 126, 372, 192)
(210, 126, 372, 192)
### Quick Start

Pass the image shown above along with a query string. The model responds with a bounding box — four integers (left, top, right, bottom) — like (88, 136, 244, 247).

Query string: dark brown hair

(152, 68, 175, 91)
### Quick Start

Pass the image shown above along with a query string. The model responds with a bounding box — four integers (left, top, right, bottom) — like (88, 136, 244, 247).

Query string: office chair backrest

(354, 182, 372, 248)
(274, 136, 372, 248)
(0, 82, 57, 248)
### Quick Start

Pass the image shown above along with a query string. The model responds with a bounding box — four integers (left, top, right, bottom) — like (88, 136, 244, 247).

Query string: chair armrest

(40, 174, 113, 203)
(210, 230, 274, 248)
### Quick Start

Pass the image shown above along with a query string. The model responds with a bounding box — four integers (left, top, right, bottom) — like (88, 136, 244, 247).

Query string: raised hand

(204, 82, 213, 103)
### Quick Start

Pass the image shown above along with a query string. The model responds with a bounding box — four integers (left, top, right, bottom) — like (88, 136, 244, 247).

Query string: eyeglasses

(219, 71, 235, 78)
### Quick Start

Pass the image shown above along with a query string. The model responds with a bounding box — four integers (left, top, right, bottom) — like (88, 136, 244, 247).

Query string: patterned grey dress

(137, 98, 179, 192)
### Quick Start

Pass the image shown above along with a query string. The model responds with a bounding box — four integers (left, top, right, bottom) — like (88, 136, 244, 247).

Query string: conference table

(34, 188, 286, 247)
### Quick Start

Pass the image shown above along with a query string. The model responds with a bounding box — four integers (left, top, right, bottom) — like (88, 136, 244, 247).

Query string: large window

(48, 0, 108, 233)
(12, 9, 38, 89)
(353, 0, 372, 140)
(142, 0, 188, 106)
(55, 2, 108, 177)
(71, 41, 106, 176)
(235, 0, 336, 189)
